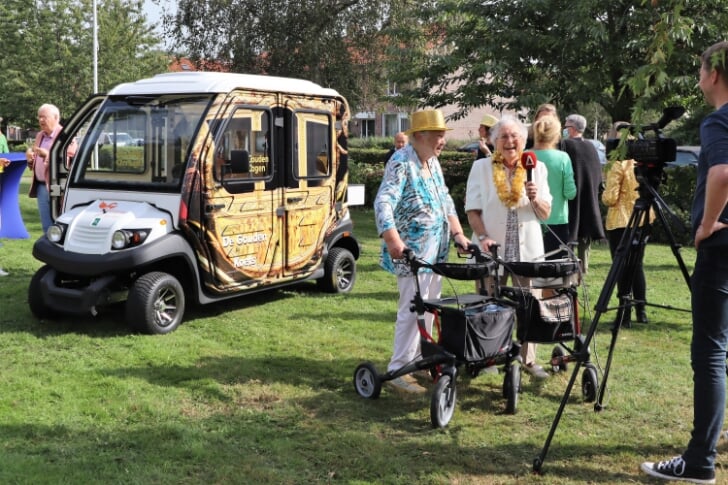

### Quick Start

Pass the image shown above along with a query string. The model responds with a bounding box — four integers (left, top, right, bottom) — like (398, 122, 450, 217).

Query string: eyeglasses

(564, 125, 574, 129)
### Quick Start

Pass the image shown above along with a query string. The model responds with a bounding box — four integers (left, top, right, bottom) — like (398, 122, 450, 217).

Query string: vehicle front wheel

(318, 247, 356, 293)
(126, 271, 185, 334)
(28, 265, 58, 319)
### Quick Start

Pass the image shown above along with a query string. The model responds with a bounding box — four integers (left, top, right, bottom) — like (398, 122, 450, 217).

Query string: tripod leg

(614, 295, 632, 329)
(533, 359, 585, 473)
(534, 199, 649, 473)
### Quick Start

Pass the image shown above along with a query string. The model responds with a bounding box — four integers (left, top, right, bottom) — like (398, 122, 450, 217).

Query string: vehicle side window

(216, 107, 272, 193)
(294, 111, 332, 180)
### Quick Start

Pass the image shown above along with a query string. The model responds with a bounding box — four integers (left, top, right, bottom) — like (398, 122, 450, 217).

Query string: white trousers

(387, 272, 441, 373)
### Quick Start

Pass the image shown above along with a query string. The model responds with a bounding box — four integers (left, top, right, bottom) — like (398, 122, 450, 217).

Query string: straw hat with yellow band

(480, 114, 499, 128)
(405, 109, 452, 135)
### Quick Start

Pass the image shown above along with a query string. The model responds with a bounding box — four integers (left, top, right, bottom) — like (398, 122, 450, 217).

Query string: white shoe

(0, 268, 8, 277)
(524, 363, 549, 379)
(386, 375, 427, 394)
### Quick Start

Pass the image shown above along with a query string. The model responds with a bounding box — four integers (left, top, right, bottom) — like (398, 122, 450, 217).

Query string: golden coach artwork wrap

(181, 90, 350, 294)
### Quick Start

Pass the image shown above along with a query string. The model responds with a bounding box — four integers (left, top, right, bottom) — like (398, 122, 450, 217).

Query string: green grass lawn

(0, 180, 719, 484)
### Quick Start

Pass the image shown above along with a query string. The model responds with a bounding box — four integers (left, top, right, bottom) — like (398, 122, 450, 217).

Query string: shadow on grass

(0, 285, 304, 338)
(82, 354, 676, 483)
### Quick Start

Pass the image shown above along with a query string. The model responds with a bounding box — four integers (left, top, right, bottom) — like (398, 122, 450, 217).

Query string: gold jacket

(601, 159, 654, 231)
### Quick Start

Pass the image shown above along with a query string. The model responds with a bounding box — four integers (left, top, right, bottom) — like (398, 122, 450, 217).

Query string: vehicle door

(202, 96, 282, 292)
(281, 98, 336, 276)
(49, 95, 106, 219)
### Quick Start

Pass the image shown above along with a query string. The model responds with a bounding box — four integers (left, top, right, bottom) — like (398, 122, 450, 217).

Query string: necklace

(492, 151, 526, 208)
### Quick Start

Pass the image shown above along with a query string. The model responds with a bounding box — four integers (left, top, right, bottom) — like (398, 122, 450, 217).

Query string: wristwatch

(477, 234, 487, 242)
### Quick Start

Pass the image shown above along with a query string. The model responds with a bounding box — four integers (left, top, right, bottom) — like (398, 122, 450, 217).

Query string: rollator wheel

(551, 345, 568, 373)
(353, 362, 382, 399)
(581, 363, 599, 403)
(430, 374, 457, 428)
(504, 364, 520, 414)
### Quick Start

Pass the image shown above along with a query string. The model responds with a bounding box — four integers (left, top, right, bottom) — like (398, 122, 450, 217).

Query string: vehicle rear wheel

(319, 247, 356, 293)
(28, 265, 58, 319)
(126, 271, 185, 334)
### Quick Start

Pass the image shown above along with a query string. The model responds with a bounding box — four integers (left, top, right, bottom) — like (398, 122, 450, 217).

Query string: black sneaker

(640, 456, 715, 484)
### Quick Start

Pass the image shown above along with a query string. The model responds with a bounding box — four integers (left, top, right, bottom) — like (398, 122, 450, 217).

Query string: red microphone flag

(521, 151, 537, 182)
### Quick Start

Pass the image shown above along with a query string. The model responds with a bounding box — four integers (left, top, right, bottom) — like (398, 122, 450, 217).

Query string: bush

(348, 136, 394, 150)
(348, 149, 475, 220)
(651, 166, 696, 245)
(347, 151, 695, 245)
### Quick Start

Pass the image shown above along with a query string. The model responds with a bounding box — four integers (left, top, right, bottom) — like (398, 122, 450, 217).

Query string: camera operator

(641, 40, 728, 485)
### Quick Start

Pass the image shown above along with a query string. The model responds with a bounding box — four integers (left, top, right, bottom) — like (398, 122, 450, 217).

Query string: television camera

(605, 106, 685, 186)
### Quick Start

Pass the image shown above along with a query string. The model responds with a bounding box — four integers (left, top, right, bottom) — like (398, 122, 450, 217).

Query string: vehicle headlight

(111, 229, 151, 250)
(47, 223, 67, 244)
(111, 230, 129, 249)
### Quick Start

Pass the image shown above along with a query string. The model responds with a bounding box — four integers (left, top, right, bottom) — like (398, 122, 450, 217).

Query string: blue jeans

(684, 246, 728, 472)
(36, 183, 53, 234)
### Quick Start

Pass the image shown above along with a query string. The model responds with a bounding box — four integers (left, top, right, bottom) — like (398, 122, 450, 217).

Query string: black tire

(582, 364, 599, 403)
(504, 364, 520, 414)
(28, 265, 58, 319)
(551, 345, 568, 373)
(126, 271, 185, 334)
(430, 374, 457, 428)
(353, 362, 381, 399)
(319, 247, 356, 293)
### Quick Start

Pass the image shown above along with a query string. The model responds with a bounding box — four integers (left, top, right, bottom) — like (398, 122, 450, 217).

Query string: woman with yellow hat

(374, 109, 471, 394)
(477, 114, 499, 159)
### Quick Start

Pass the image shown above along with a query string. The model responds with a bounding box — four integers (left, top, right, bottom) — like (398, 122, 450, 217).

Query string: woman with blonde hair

(532, 115, 576, 259)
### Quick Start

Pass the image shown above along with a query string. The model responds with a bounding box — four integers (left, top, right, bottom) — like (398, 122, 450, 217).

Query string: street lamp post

(93, 0, 98, 93)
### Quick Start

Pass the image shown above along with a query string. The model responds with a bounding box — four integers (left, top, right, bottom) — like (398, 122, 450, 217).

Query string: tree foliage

(384, 0, 728, 124)
(162, 0, 407, 110)
(0, 0, 168, 128)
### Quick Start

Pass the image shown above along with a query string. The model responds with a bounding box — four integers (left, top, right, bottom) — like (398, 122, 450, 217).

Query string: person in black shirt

(561, 113, 606, 273)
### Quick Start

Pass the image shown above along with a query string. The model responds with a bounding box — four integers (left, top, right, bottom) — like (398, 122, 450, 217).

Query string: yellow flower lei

(492, 151, 526, 208)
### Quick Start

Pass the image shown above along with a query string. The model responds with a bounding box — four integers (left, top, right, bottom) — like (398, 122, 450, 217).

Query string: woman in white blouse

(465, 116, 552, 379)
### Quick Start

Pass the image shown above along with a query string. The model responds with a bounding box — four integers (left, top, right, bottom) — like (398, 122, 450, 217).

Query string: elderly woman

(465, 116, 552, 379)
(375, 109, 470, 394)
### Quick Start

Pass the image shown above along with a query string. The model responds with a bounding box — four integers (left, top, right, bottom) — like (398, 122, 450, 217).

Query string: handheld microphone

(521, 151, 537, 182)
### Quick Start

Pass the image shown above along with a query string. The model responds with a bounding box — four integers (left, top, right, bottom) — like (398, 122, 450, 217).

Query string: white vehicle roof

(108, 71, 344, 99)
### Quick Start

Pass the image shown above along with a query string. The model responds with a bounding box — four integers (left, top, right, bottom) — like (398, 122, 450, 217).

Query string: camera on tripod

(605, 107, 685, 186)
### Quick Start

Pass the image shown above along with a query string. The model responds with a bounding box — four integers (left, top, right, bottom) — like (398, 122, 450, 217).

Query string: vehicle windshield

(70, 94, 214, 191)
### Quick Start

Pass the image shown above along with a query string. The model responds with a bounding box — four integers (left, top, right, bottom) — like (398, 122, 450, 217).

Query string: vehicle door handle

(205, 203, 226, 213)
(287, 197, 303, 204)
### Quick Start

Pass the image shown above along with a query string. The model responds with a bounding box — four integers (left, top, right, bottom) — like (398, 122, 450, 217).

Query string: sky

(143, 0, 174, 46)
(142, 0, 165, 22)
